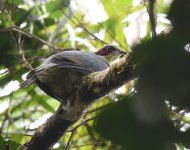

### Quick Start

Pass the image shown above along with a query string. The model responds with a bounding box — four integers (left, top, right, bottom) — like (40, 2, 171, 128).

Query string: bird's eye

(106, 46, 114, 52)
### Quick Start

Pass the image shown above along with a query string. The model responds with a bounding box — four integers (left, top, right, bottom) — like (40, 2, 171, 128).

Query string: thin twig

(70, 11, 108, 45)
(5, 95, 14, 139)
(18, 34, 33, 70)
(65, 128, 76, 150)
(84, 123, 97, 142)
(67, 117, 96, 133)
(0, 69, 9, 75)
(69, 142, 104, 149)
(0, 25, 75, 51)
(60, 2, 128, 51)
(54, 2, 108, 45)
(74, 21, 108, 45)
(0, 132, 32, 137)
(65, 117, 96, 150)
(0, 0, 8, 18)
(68, 3, 127, 49)
(146, 0, 157, 37)
(97, 22, 128, 50)
(85, 103, 111, 115)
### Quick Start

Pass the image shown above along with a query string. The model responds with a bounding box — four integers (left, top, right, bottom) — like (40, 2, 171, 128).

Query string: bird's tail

(19, 77, 37, 88)
(19, 64, 54, 88)
(19, 69, 38, 88)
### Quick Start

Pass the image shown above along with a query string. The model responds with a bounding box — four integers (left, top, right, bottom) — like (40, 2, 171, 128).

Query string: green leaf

(8, 140, 21, 150)
(10, 134, 31, 145)
(101, 0, 132, 18)
(133, 37, 190, 108)
(0, 136, 21, 150)
(95, 95, 179, 150)
(0, 136, 6, 150)
(37, 96, 56, 113)
(8, 0, 22, 5)
(177, 143, 185, 150)
(45, 0, 67, 18)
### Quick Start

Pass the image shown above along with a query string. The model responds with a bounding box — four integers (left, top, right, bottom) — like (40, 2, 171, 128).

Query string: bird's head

(96, 45, 126, 63)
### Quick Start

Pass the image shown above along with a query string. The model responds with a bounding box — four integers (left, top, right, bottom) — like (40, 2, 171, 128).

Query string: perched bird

(20, 45, 125, 104)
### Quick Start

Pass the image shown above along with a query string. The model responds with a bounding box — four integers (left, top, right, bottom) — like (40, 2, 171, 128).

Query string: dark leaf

(95, 95, 179, 150)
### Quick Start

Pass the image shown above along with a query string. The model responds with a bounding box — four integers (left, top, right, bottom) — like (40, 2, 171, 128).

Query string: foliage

(0, 0, 190, 149)
(0, 135, 21, 150)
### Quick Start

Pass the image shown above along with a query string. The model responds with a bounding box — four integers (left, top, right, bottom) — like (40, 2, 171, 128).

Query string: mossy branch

(20, 54, 136, 150)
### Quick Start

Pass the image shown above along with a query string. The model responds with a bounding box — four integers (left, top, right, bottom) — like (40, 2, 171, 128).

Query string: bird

(20, 45, 126, 105)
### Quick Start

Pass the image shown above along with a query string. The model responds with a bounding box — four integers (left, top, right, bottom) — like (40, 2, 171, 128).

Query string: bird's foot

(58, 100, 87, 121)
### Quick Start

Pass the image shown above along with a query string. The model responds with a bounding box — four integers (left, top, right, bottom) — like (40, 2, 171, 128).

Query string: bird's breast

(37, 67, 86, 102)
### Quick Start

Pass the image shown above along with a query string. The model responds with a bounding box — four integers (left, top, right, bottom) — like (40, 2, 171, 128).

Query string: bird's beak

(105, 50, 126, 63)
(118, 50, 127, 56)
(115, 50, 127, 58)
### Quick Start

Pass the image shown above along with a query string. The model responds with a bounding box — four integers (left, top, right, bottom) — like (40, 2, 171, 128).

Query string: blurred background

(1, 0, 190, 150)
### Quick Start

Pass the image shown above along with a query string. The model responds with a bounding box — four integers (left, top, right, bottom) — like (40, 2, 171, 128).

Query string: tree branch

(0, 0, 8, 18)
(0, 26, 77, 52)
(147, 0, 157, 37)
(20, 53, 136, 150)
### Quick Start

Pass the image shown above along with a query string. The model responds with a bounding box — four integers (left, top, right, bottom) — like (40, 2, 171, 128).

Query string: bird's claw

(58, 102, 80, 121)
(58, 100, 88, 121)
(60, 107, 81, 121)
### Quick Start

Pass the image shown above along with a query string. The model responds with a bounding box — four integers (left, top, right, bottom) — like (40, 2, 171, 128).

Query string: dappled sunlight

(0, 81, 20, 97)
(0, 0, 190, 149)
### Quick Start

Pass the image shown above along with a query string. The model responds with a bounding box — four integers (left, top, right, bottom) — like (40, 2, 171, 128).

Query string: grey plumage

(20, 50, 109, 103)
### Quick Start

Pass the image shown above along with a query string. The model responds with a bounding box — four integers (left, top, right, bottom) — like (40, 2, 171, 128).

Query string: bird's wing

(50, 51, 109, 74)
(52, 57, 93, 74)
(19, 64, 55, 88)
(20, 51, 109, 88)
